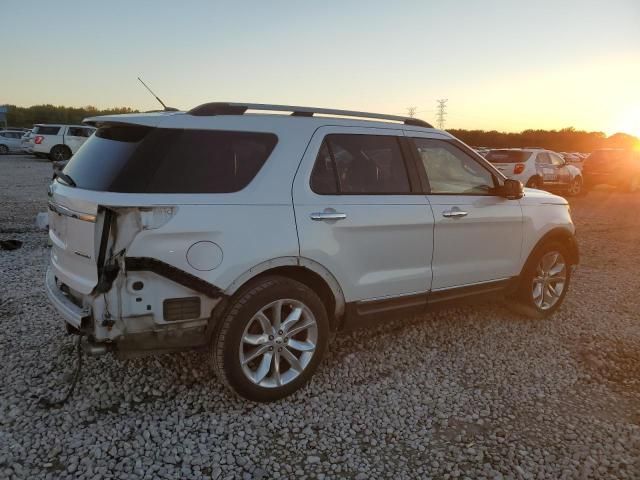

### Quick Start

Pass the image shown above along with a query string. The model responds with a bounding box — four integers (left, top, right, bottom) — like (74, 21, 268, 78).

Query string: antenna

(137, 77, 178, 111)
(436, 98, 448, 129)
(406, 106, 417, 118)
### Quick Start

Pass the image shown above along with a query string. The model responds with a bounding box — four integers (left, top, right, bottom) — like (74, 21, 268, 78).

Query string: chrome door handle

(310, 212, 347, 221)
(442, 209, 468, 218)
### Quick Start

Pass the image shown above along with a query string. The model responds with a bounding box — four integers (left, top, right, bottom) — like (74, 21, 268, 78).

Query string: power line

(436, 99, 448, 129)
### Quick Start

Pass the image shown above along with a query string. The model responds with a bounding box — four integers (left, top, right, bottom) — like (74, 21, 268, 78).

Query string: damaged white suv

(46, 103, 579, 401)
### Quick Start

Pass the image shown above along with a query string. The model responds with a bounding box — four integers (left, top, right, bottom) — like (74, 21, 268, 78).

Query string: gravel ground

(1, 153, 639, 480)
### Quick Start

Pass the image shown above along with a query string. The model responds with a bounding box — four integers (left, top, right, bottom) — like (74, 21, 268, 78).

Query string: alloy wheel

(532, 251, 567, 310)
(567, 178, 582, 196)
(239, 299, 318, 388)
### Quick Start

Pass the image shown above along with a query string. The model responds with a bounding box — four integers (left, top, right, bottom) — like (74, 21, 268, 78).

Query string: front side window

(412, 138, 496, 195)
(550, 153, 564, 166)
(535, 152, 550, 164)
(310, 134, 411, 194)
(67, 127, 84, 136)
(62, 126, 277, 193)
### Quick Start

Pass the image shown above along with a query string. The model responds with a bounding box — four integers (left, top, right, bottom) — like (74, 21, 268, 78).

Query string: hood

(520, 187, 568, 206)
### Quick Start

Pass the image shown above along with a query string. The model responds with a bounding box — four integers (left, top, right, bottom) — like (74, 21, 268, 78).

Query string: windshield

(485, 150, 532, 163)
(62, 125, 278, 193)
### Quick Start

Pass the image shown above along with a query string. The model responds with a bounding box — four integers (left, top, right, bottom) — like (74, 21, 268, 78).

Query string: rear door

(64, 127, 87, 154)
(292, 127, 435, 303)
(406, 133, 523, 290)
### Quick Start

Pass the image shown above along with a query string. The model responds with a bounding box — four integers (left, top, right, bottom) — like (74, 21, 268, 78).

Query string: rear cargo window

(33, 126, 61, 135)
(485, 150, 532, 163)
(62, 126, 278, 193)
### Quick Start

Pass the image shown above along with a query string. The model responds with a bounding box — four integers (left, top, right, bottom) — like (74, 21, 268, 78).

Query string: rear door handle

(310, 212, 347, 221)
(442, 209, 468, 218)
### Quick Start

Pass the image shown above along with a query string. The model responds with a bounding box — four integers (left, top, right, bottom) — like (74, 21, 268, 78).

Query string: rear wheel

(211, 276, 329, 402)
(49, 145, 71, 161)
(512, 241, 571, 318)
(0, 145, 8, 155)
(566, 176, 583, 196)
(526, 176, 542, 189)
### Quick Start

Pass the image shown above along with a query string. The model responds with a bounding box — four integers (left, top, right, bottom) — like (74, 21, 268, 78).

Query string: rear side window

(310, 134, 411, 194)
(62, 126, 277, 193)
(34, 126, 61, 135)
(485, 150, 532, 163)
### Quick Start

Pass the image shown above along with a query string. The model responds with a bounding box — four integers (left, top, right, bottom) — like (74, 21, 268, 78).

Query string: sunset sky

(2, 0, 639, 135)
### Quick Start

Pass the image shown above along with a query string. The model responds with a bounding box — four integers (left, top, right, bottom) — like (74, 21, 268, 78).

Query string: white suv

(32, 124, 95, 161)
(485, 148, 584, 196)
(45, 103, 579, 401)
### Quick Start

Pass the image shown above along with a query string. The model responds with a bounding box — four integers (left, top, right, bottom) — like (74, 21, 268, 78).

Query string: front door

(292, 127, 435, 303)
(406, 133, 523, 290)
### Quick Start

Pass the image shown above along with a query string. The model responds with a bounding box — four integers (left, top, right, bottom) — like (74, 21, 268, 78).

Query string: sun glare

(612, 105, 640, 138)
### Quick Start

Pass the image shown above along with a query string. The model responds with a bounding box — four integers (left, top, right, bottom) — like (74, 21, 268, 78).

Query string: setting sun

(612, 104, 640, 138)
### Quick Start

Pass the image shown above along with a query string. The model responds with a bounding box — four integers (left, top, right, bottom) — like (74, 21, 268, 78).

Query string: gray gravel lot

(0, 153, 639, 479)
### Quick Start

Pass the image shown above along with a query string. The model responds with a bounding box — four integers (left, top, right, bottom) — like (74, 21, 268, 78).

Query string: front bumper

(45, 267, 92, 329)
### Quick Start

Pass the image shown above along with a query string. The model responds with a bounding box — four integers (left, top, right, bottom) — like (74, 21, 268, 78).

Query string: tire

(49, 145, 71, 162)
(526, 176, 542, 189)
(211, 276, 329, 402)
(0, 145, 8, 155)
(566, 176, 583, 196)
(512, 240, 572, 319)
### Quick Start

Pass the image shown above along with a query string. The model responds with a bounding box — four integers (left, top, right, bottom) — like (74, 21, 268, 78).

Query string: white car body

(486, 148, 583, 194)
(0, 130, 27, 153)
(44, 103, 579, 399)
(21, 129, 34, 153)
(32, 124, 95, 160)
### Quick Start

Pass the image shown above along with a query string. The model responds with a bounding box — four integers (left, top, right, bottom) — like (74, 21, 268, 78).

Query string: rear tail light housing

(34, 135, 44, 144)
(513, 163, 525, 174)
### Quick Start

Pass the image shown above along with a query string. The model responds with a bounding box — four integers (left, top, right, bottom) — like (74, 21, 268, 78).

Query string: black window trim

(309, 133, 422, 196)
(408, 137, 504, 196)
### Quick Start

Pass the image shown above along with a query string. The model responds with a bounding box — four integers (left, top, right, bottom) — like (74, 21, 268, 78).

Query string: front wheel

(566, 177, 583, 196)
(512, 241, 571, 318)
(211, 276, 329, 402)
(0, 145, 8, 155)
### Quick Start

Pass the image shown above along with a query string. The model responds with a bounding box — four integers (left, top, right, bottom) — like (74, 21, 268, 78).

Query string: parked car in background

(21, 129, 34, 153)
(45, 102, 579, 401)
(32, 124, 96, 161)
(0, 129, 27, 154)
(562, 152, 585, 170)
(485, 148, 584, 196)
(582, 148, 640, 192)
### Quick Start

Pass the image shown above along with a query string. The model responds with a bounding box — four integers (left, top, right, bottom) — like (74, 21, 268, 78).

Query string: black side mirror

(500, 178, 524, 199)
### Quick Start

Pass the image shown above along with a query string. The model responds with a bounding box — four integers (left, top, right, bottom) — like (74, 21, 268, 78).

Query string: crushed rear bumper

(45, 267, 92, 329)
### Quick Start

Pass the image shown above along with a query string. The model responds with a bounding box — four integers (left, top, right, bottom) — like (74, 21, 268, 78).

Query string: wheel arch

(522, 227, 579, 274)
(215, 257, 346, 332)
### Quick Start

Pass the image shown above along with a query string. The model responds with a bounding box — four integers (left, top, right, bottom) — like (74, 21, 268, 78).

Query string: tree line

(4, 104, 139, 129)
(450, 127, 637, 153)
(3, 104, 637, 153)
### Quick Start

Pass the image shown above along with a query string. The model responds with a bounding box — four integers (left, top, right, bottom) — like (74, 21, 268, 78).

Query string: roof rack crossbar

(187, 102, 434, 128)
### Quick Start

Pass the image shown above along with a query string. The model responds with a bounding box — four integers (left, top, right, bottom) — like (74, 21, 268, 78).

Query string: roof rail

(187, 102, 434, 128)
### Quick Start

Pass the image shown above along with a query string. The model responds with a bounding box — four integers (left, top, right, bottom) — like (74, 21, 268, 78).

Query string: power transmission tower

(436, 99, 448, 129)
(406, 106, 417, 118)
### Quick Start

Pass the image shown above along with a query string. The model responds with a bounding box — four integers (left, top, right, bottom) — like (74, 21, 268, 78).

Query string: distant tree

(4, 105, 139, 128)
(449, 127, 633, 153)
